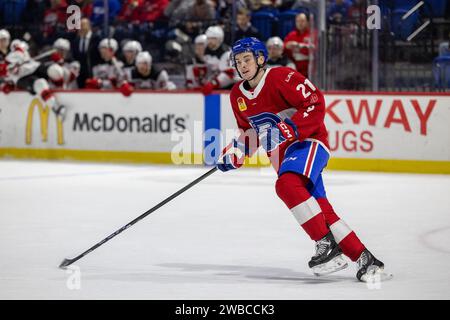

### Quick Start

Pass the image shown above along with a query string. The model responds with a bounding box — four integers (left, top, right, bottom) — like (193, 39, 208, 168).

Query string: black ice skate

(309, 231, 348, 276)
(356, 249, 391, 282)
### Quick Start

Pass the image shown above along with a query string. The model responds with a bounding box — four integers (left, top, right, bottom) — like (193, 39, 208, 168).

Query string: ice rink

(0, 160, 449, 300)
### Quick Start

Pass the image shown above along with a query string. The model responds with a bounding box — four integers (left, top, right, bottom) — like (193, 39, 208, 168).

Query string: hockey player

(0, 29, 10, 62)
(266, 37, 296, 70)
(0, 40, 66, 119)
(201, 25, 236, 95)
(185, 34, 211, 90)
(85, 38, 126, 90)
(48, 38, 80, 89)
(124, 51, 176, 91)
(121, 40, 142, 74)
(217, 37, 387, 282)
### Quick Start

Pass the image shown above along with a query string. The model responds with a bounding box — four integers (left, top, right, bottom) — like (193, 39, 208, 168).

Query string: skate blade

(312, 255, 348, 276)
(360, 266, 393, 283)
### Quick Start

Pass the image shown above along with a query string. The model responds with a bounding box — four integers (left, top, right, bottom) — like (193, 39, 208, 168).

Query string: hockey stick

(59, 166, 218, 269)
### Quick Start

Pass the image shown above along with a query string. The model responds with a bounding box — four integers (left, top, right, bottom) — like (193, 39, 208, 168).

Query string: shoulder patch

(237, 97, 247, 111)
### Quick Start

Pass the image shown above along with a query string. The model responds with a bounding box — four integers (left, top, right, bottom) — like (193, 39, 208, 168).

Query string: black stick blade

(59, 258, 74, 269)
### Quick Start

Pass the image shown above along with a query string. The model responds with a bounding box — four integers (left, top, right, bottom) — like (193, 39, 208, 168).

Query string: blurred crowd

(0, 0, 374, 99)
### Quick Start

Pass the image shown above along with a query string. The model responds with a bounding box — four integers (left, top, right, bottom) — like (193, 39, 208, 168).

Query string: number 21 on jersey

(296, 79, 316, 99)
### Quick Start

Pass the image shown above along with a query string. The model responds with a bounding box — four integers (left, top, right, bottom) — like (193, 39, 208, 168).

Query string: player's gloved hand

(50, 52, 63, 63)
(0, 62, 8, 77)
(1, 82, 14, 94)
(119, 81, 134, 97)
(276, 118, 299, 141)
(216, 139, 246, 172)
(85, 78, 102, 89)
(201, 80, 218, 96)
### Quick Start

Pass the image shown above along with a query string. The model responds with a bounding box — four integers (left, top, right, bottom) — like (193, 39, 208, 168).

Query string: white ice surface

(0, 160, 449, 299)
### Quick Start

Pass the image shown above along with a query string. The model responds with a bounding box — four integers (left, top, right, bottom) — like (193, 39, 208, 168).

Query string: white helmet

(135, 51, 152, 66)
(47, 63, 65, 81)
(266, 36, 284, 49)
(98, 38, 118, 52)
(194, 34, 207, 45)
(205, 26, 224, 45)
(0, 29, 11, 40)
(54, 38, 71, 51)
(122, 40, 142, 54)
(10, 39, 29, 52)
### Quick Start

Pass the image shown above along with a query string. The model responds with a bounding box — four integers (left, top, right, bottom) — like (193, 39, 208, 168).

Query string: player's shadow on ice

(156, 263, 353, 284)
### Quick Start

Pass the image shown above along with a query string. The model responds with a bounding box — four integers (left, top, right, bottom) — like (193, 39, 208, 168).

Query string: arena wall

(0, 90, 448, 174)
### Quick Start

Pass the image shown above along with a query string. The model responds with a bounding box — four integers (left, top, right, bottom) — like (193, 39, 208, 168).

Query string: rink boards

(0, 90, 449, 173)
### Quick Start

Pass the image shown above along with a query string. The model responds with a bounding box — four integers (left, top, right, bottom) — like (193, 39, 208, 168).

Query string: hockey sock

(275, 172, 329, 241)
(316, 197, 366, 261)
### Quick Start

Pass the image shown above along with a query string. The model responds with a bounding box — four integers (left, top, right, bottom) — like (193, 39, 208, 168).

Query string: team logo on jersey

(237, 97, 247, 111)
(25, 97, 65, 145)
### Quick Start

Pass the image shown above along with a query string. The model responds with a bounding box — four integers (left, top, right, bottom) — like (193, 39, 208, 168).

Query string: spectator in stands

(186, 0, 216, 20)
(266, 36, 296, 69)
(117, 0, 144, 23)
(0, 0, 28, 26)
(216, 0, 249, 25)
(71, 17, 101, 88)
(233, 8, 262, 41)
(247, 0, 278, 12)
(177, 0, 216, 40)
(0, 29, 10, 62)
(164, 0, 195, 23)
(283, 12, 313, 77)
(91, 0, 122, 27)
(42, 0, 68, 45)
(138, 0, 170, 23)
(327, 0, 350, 25)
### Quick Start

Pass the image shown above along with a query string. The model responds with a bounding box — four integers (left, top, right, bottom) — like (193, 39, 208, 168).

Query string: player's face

(100, 47, 114, 60)
(0, 38, 9, 51)
(235, 52, 258, 80)
(124, 50, 136, 63)
(296, 14, 308, 32)
(137, 62, 150, 75)
(268, 45, 283, 59)
(195, 43, 206, 58)
(207, 38, 220, 50)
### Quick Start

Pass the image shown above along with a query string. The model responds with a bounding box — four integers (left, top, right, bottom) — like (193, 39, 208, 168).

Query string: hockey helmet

(194, 34, 207, 46)
(98, 38, 118, 52)
(231, 37, 268, 67)
(266, 36, 284, 49)
(122, 40, 142, 54)
(205, 26, 224, 44)
(10, 39, 29, 52)
(0, 29, 11, 40)
(47, 63, 65, 81)
(135, 51, 152, 66)
(54, 38, 71, 51)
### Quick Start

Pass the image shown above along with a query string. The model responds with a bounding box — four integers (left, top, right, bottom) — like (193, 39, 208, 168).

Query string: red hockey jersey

(229, 66, 329, 171)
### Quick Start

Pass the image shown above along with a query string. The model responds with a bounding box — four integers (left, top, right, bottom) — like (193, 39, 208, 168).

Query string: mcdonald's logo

(25, 98, 64, 145)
